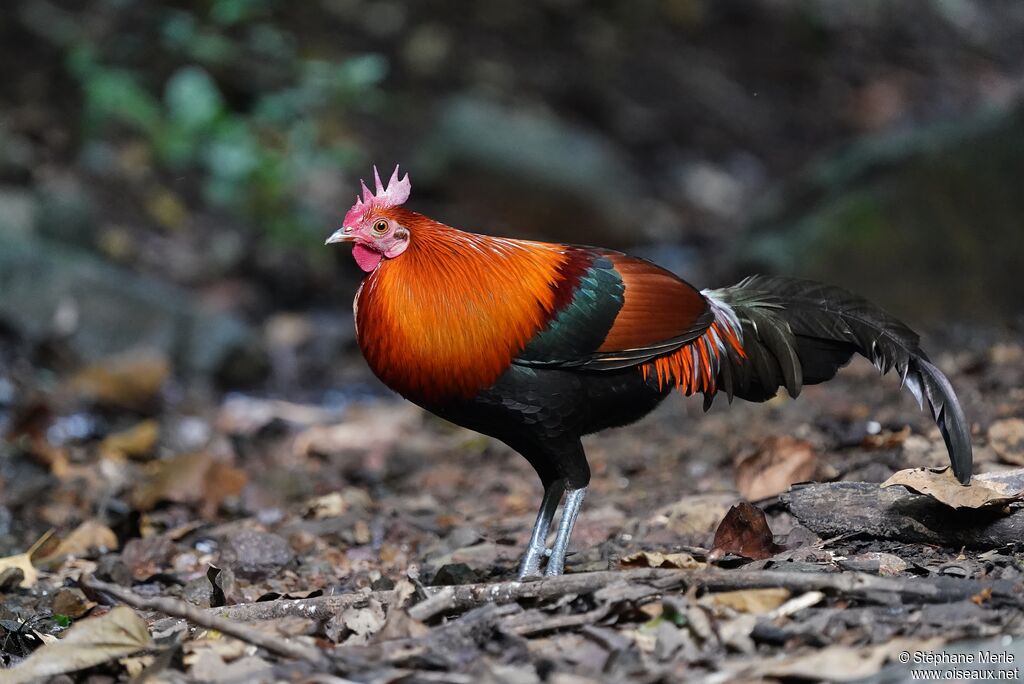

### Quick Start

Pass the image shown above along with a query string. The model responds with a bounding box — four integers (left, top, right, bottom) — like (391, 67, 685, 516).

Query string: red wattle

(353, 243, 383, 272)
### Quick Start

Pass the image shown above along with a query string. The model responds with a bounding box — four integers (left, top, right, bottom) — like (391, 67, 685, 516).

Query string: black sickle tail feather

(704, 276, 973, 484)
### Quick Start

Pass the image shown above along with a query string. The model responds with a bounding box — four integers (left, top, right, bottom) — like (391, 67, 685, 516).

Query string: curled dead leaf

(735, 436, 817, 501)
(880, 467, 1023, 509)
(710, 501, 781, 561)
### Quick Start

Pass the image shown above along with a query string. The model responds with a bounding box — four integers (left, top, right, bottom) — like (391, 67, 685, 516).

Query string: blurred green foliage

(56, 0, 387, 248)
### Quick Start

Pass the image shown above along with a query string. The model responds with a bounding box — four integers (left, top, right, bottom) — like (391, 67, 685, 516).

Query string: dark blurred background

(2, 0, 1023, 396)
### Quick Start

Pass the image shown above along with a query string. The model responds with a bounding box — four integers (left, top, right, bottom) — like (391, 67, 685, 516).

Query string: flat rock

(218, 529, 294, 580)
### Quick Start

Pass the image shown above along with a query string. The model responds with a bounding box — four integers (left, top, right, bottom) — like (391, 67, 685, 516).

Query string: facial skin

(327, 214, 410, 272)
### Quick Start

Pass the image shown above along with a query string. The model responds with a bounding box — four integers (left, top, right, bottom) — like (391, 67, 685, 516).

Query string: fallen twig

(199, 566, 1021, 625)
(80, 574, 329, 666)
(205, 587, 394, 622)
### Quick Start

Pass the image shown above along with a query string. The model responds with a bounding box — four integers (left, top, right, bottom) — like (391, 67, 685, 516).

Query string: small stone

(371, 576, 396, 591)
(95, 553, 133, 586)
(989, 418, 1024, 465)
(219, 529, 294, 580)
(430, 562, 477, 586)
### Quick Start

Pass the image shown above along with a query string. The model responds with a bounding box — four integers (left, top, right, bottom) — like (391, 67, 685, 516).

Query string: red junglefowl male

(326, 166, 972, 578)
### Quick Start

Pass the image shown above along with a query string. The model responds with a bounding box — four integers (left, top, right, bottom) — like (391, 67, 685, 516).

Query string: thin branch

(80, 574, 330, 666)
(199, 567, 1021, 624)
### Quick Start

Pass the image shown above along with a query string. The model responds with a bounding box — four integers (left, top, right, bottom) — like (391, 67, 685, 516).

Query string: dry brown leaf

(735, 436, 817, 501)
(100, 420, 159, 460)
(703, 588, 791, 614)
(620, 551, 705, 569)
(710, 502, 780, 561)
(131, 452, 246, 514)
(0, 552, 38, 589)
(52, 587, 96, 618)
(131, 452, 211, 510)
(0, 606, 152, 683)
(0, 530, 53, 588)
(989, 418, 1024, 465)
(37, 520, 118, 566)
(880, 467, 1023, 509)
(67, 349, 170, 410)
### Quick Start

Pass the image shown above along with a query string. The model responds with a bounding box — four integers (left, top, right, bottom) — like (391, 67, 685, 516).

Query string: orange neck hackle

(354, 212, 573, 405)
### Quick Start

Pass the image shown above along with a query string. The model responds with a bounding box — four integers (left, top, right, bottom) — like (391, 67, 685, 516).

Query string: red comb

(343, 165, 411, 227)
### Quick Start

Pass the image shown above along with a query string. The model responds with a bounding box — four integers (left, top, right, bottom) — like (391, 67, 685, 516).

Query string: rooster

(327, 166, 973, 578)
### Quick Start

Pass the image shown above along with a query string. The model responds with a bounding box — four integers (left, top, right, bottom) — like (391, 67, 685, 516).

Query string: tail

(703, 276, 973, 484)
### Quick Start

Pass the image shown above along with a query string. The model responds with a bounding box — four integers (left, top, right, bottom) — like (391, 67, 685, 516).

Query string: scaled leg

(517, 478, 565, 579)
(544, 486, 587, 576)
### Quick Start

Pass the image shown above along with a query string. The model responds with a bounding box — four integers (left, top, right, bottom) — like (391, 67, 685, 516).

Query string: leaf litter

(2, 334, 1024, 682)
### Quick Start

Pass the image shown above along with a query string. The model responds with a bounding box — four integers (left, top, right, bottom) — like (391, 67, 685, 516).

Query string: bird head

(326, 165, 413, 272)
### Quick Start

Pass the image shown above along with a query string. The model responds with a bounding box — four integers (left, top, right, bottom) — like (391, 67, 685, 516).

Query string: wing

(514, 249, 714, 370)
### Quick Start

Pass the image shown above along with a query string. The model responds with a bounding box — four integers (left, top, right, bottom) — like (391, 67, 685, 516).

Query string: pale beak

(325, 227, 356, 245)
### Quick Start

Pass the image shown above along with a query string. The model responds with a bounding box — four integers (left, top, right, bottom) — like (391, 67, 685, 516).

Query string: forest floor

(4, 1, 1024, 681)
(3, 325, 1024, 683)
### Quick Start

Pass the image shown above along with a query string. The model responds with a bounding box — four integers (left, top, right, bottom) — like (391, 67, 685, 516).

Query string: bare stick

(80, 574, 330, 666)
(196, 567, 1020, 625)
(206, 588, 394, 622)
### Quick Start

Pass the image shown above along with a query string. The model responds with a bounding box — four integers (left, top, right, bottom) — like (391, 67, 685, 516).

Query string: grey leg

(544, 486, 587, 576)
(517, 479, 565, 579)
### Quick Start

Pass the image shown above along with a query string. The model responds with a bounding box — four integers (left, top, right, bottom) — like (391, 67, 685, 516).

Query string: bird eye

(371, 219, 389, 235)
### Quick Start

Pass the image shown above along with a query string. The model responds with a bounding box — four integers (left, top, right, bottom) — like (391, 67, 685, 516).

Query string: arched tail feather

(703, 276, 973, 484)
